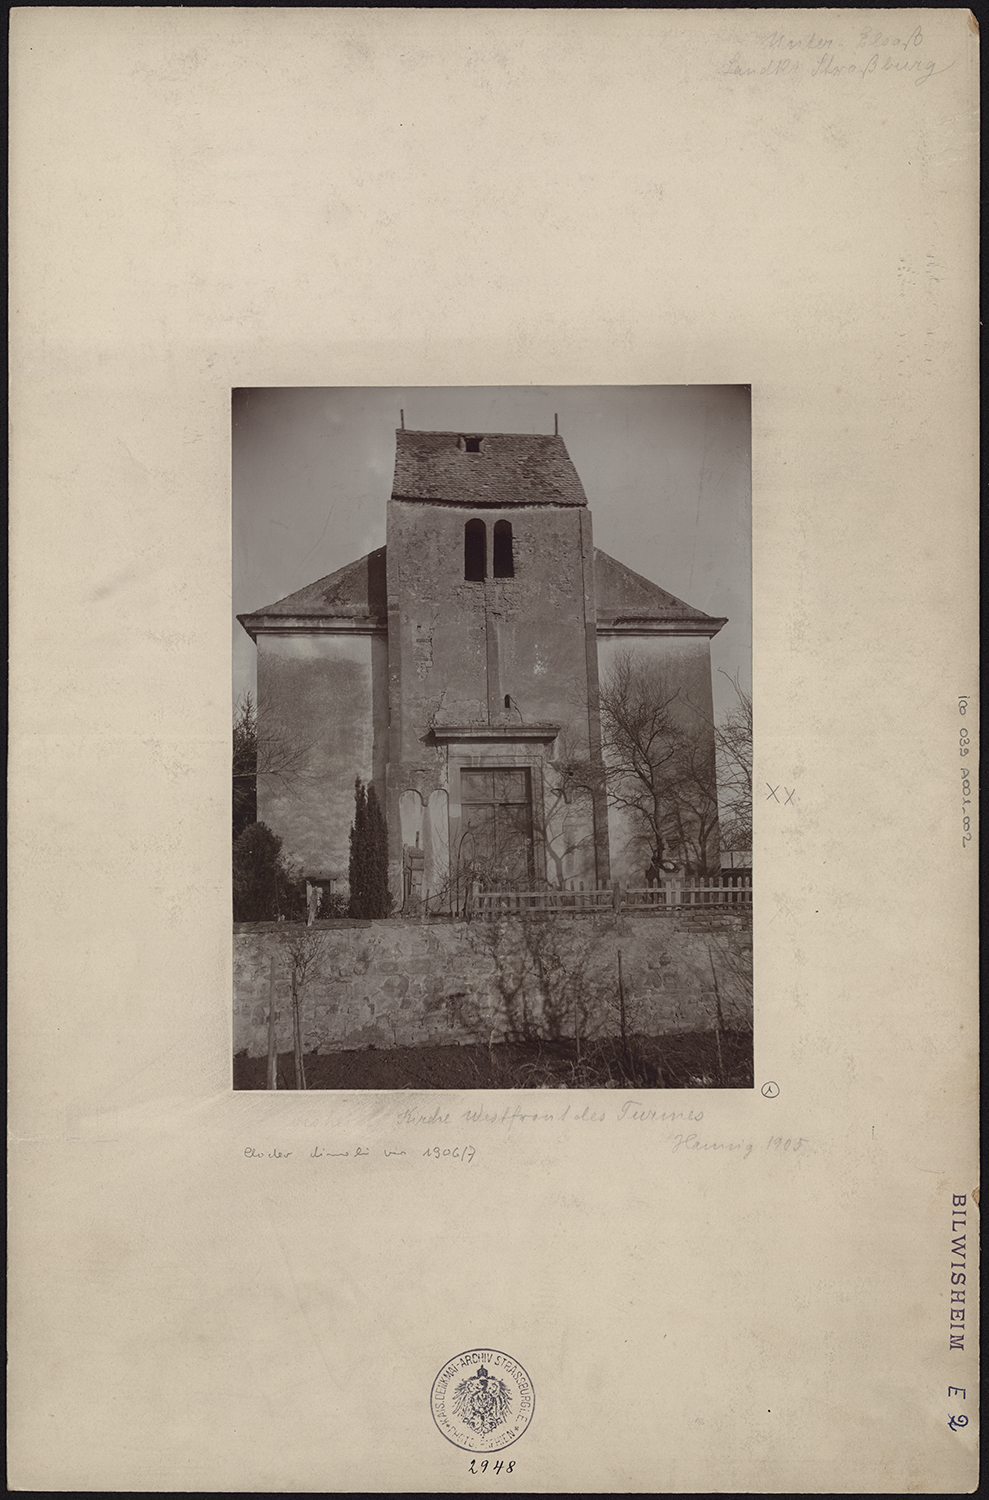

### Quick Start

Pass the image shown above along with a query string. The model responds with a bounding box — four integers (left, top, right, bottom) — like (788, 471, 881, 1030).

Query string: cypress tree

(348, 777, 368, 916)
(365, 782, 391, 917)
(348, 777, 391, 918)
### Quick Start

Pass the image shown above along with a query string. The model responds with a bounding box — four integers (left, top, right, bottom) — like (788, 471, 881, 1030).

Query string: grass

(233, 1028, 753, 1091)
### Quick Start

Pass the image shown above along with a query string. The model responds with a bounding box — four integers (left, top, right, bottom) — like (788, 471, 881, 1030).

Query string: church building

(238, 427, 727, 913)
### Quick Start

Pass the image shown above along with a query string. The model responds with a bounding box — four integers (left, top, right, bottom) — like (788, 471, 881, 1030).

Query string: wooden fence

(468, 876, 752, 918)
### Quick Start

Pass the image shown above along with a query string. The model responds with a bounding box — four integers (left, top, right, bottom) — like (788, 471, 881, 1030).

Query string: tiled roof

(594, 549, 726, 633)
(237, 546, 386, 634)
(391, 429, 588, 507)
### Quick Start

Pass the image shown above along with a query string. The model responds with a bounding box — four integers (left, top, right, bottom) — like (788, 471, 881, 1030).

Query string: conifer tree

(365, 782, 391, 917)
(347, 777, 368, 916)
(348, 777, 392, 917)
(232, 820, 304, 922)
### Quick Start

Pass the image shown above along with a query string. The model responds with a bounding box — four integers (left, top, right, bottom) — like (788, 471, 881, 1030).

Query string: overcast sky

(232, 386, 750, 720)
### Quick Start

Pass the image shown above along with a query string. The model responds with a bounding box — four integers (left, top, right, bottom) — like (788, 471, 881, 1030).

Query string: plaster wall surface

(256, 633, 386, 876)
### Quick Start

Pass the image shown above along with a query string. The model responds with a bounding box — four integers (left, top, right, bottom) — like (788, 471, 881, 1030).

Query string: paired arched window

(464, 518, 486, 581)
(493, 520, 514, 578)
(464, 519, 514, 580)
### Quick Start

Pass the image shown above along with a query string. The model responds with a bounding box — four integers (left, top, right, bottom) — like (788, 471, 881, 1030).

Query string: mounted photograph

(232, 387, 751, 1090)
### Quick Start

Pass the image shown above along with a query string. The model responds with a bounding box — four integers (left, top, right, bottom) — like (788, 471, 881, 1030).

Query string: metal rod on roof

(554, 413, 558, 435)
(400, 409, 405, 429)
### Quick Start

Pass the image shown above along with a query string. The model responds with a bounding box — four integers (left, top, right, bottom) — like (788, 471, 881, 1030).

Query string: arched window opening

(464, 518, 486, 581)
(493, 519, 514, 578)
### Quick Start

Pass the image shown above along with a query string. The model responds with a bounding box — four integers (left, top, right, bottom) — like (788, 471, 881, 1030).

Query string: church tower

(385, 429, 611, 911)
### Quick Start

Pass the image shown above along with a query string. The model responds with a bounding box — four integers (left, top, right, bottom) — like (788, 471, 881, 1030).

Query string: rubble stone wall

(233, 912, 752, 1057)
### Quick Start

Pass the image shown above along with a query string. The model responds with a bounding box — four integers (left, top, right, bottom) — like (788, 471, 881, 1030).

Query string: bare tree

(283, 929, 329, 1089)
(233, 690, 325, 842)
(446, 785, 598, 915)
(232, 692, 258, 840)
(473, 907, 605, 1048)
(541, 727, 603, 888)
(556, 657, 749, 876)
(715, 669, 752, 855)
(581, 649, 720, 877)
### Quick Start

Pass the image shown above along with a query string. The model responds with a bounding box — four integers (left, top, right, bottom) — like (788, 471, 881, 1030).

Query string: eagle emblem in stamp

(430, 1349, 535, 1452)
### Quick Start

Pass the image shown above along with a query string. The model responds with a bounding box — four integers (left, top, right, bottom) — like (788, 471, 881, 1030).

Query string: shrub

(233, 821, 305, 922)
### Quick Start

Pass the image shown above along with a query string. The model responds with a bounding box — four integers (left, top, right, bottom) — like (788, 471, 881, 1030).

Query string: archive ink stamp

(430, 1349, 535, 1452)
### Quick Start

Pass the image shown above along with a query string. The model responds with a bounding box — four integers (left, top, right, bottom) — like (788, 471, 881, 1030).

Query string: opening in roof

(463, 436, 483, 453)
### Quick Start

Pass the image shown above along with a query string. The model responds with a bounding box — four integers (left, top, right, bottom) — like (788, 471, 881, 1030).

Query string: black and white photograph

(232, 387, 752, 1090)
(11, 10, 977, 1494)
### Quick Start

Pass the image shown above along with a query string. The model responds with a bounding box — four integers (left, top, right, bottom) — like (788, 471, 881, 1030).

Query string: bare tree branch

(232, 689, 334, 839)
(595, 649, 720, 876)
(714, 669, 752, 853)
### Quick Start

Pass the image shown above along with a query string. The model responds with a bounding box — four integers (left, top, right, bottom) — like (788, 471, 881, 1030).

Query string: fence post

(612, 880, 623, 911)
(266, 953, 278, 1091)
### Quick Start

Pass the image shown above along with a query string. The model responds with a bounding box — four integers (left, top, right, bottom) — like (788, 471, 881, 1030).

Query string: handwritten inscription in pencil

(723, 23, 955, 86)
(243, 1144, 479, 1162)
(673, 1133, 810, 1159)
(241, 1103, 812, 1165)
(243, 1145, 413, 1161)
(397, 1101, 707, 1128)
(958, 698, 973, 848)
(241, 1132, 810, 1163)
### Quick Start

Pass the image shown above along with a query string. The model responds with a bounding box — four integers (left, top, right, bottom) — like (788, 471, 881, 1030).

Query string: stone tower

(385, 429, 611, 910)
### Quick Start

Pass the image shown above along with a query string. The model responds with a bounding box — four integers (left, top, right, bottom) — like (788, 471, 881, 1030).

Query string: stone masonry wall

(233, 912, 752, 1057)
